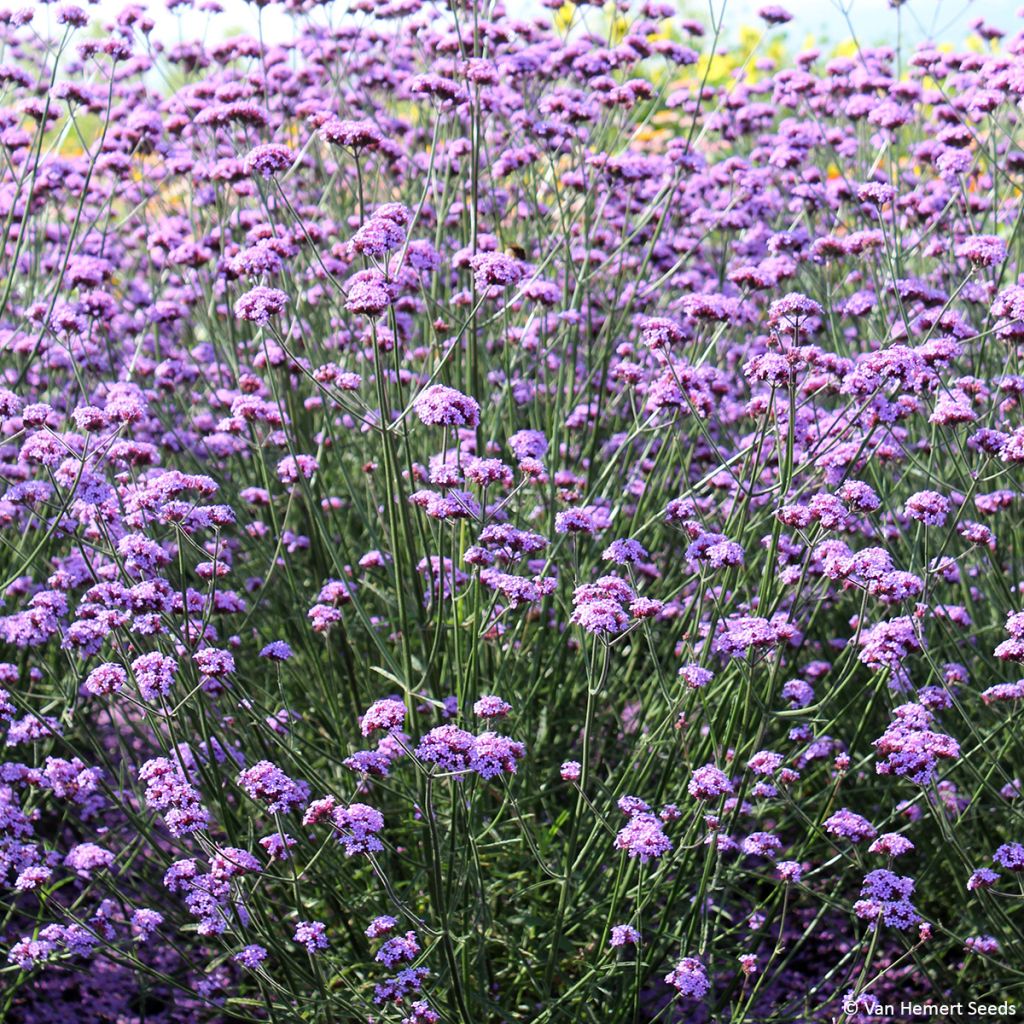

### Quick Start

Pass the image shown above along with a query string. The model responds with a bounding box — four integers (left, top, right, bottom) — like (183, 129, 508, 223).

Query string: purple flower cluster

(665, 956, 710, 1000)
(614, 797, 673, 863)
(414, 724, 524, 781)
(873, 704, 960, 785)
(854, 870, 919, 931)
(237, 761, 310, 815)
(412, 385, 481, 428)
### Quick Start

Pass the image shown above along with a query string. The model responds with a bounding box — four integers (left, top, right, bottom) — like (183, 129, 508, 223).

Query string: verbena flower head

(319, 118, 382, 149)
(609, 924, 640, 947)
(665, 956, 709, 1000)
(415, 725, 478, 773)
(614, 812, 673, 862)
(361, 698, 407, 737)
(234, 286, 288, 326)
(345, 269, 392, 316)
(293, 920, 329, 954)
(824, 809, 877, 844)
(413, 385, 481, 427)
(993, 843, 1024, 871)
(234, 944, 268, 969)
(332, 803, 385, 856)
(955, 235, 1007, 267)
(473, 695, 511, 718)
(245, 144, 293, 179)
(855, 870, 919, 931)
(366, 915, 397, 939)
(237, 761, 309, 815)
(688, 764, 733, 800)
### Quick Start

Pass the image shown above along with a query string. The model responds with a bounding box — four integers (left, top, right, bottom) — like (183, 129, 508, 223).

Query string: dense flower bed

(1, 1, 1023, 1022)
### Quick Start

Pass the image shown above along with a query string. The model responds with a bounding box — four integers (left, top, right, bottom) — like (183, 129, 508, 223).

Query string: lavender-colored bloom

(993, 842, 1024, 871)
(352, 217, 405, 258)
(401, 1000, 440, 1024)
(234, 944, 268, 969)
(746, 750, 784, 775)
(570, 596, 629, 635)
(602, 538, 648, 565)
(965, 934, 1000, 955)
(237, 761, 309, 815)
(556, 509, 600, 535)
(507, 429, 548, 460)
(873, 704, 959, 785)
(618, 796, 651, 817)
(131, 909, 164, 940)
(978, 679, 1024, 704)
(319, 118, 382, 149)
(640, 316, 686, 350)
(614, 813, 673, 862)
(0, 687, 14, 724)
(361, 698, 407, 737)
(905, 490, 949, 526)
(688, 764, 733, 800)
(259, 640, 293, 661)
(714, 615, 794, 658)
(967, 868, 1000, 891)
(469, 251, 525, 292)
(64, 842, 115, 877)
(758, 4, 793, 24)
(7, 937, 58, 970)
(473, 695, 511, 718)
(139, 757, 210, 837)
(410, 488, 481, 521)
(344, 749, 393, 776)
(473, 732, 526, 780)
(609, 924, 640, 948)
(869, 833, 915, 858)
(4, 7, 1024, 1017)
(234, 286, 288, 326)
(678, 664, 714, 689)
(777, 861, 803, 883)
(741, 832, 782, 858)
(858, 617, 922, 673)
(855, 870, 919, 930)
(376, 931, 420, 967)
(132, 652, 177, 702)
(84, 662, 127, 696)
(245, 144, 293, 179)
(413, 385, 481, 427)
(665, 956, 709, 1000)
(332, 802, 385, 856)
(824, 808, 877, 843)
(345, 268, 393, 316)
(416, 725, 477, 773)
(293, 920, 329, 954)
(366, 915, 397, 939)
(955, 234, 1007, 267)
(15, 865, 52, 891)
(374, 966, 430, 1005)
(260, 832, 296, 860)
(194, 646, 235, 679)
(767, 292, 822, 327)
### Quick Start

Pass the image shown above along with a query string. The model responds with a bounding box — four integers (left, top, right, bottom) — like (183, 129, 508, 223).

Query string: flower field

(1, 1, 1024, 1021)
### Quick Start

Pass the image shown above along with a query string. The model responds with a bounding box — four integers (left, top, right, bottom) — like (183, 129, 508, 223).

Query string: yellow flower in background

(646, 19, 671, 44)
(554, 2, 575, 34)
(610, 13, 629, 45)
